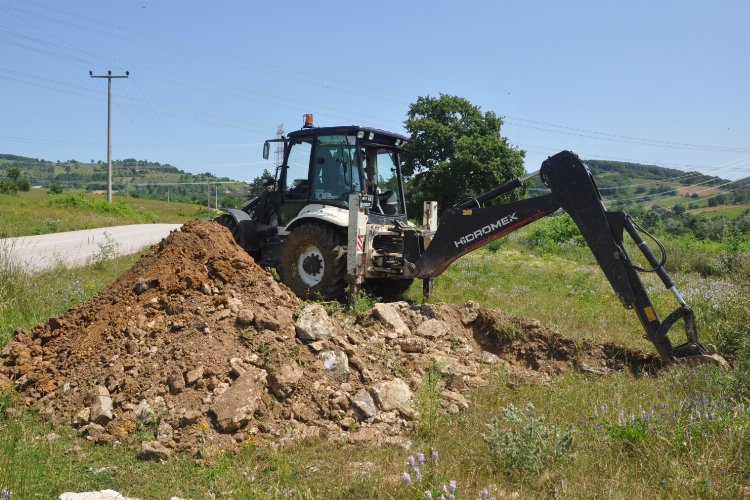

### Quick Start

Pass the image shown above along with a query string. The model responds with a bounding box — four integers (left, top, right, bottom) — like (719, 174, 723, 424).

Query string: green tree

(403, 94, 525, 212)
(2, 166, 30, 193)
(6, 166, 21, 182)
(248, 169, 274, 198)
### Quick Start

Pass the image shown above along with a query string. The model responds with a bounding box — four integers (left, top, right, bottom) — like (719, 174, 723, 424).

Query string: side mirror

(262, 141, 270, 160)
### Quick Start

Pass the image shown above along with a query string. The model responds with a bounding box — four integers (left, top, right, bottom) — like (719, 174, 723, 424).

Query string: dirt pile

(0, 220, 661, 457)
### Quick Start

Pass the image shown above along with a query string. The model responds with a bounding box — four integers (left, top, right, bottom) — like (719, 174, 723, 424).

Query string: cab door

(279, 136, 313, 224)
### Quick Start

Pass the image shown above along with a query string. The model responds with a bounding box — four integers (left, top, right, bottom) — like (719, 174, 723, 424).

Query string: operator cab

(263, 115, 408, 224)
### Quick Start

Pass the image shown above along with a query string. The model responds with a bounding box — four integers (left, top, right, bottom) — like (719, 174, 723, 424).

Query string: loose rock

(295, 304, 336, 341)
(209, 366, 267, 433)
(89, 386, 113, 425)
(139, 440, 171, 461)
(371, 303, 410, 336)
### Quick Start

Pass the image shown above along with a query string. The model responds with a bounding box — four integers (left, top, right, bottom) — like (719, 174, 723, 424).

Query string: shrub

(482, 402, 575, 476)
(0, 180, 17, 194)
(15, 178, 30, 192)
(48, 184, 64, 195)
(526, 215, 585, 250)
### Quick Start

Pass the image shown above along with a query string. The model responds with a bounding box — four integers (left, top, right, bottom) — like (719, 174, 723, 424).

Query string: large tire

(278, 223, 347, 300)
(215, 213, 262, 261)
(364, 278, 414, 301)
(214, 214, 240, 242)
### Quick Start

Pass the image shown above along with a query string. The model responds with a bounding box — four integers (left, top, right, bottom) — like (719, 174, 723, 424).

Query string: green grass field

(688, 205, 750, 217)
(2, 215, 749, 497)
(0, 188, 210, 237)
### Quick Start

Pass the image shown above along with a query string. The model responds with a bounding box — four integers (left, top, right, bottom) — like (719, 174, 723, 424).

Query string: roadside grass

(0, 245, 139, 347)
(1, 227, 749, 497)
(0, 189, 204, 237)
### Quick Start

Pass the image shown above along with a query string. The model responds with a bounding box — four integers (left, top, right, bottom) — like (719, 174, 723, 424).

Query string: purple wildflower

(449, 480, 456, 494)
(401, 472, 412, 484)
(480, 489, 489, 500)
(414, 467, 423, 482)
(417, 452, 426, 466)
(424, 491, 433, 500)
(431, 448, 439, 464)
(407, 455, 416, 468)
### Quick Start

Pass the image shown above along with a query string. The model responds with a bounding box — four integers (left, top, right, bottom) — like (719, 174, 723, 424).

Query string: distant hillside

(0, 154, 263, 207)
(3, 153, 748, 213)
(584, 159, 750, 210)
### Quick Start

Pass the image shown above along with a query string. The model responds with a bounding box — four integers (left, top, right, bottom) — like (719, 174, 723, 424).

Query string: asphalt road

(1, 224, 184, 272)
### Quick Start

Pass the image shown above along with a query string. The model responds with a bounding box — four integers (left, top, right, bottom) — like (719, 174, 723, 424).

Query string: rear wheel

(278, 224, 347, 300)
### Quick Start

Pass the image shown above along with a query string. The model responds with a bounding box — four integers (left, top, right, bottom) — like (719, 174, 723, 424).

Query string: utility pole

(89, 70, 129, 203)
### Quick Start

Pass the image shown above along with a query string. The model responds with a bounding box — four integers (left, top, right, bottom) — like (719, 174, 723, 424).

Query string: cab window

(311, 135, 359, 201)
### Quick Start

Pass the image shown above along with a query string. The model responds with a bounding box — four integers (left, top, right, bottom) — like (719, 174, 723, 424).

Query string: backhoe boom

(408, 150, 710, 362)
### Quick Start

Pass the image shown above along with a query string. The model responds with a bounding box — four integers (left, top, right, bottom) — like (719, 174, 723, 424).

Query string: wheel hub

(297, 245, 325, 287)
(302, 254, 323, 275)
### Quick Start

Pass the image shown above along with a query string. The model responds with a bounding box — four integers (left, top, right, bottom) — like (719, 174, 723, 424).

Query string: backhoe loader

(216, 116, 723, 364)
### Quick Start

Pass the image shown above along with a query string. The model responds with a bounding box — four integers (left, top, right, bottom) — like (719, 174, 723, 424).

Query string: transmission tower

(274, 124, 285, 167)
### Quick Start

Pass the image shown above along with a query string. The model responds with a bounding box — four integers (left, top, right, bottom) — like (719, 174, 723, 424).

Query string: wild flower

(399, 449, 479, 499)
(0, 488, 10, 500)
(587, 364, 750, 447)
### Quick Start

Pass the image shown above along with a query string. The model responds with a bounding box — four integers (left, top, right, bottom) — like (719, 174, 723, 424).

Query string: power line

(4, 1, 750, 182)
(505, 116, 750, 154)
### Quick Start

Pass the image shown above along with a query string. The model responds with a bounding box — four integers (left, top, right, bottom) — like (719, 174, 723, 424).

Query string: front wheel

(214, 213, 240, 242)
(278, 224, 347, 300)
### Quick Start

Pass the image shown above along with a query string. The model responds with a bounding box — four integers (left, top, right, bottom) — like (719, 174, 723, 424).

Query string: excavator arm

(406, 150, 713, 362)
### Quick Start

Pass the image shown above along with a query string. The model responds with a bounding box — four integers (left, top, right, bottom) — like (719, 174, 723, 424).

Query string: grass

(1, 221, 749, 497)
(0, 188, 207, 237)
(0, 244, 140, 346)
(688, 205, 749, 217)
(408, 246, 657, 349)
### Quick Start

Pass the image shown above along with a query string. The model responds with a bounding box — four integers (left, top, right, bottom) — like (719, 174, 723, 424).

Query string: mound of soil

(0, 220, 661, 457)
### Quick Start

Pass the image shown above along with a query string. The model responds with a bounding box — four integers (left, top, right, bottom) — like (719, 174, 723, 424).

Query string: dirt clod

(0, 219, 662, 455)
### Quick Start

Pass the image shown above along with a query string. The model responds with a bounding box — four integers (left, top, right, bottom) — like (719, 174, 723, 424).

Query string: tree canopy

(403, 94, 525, 213)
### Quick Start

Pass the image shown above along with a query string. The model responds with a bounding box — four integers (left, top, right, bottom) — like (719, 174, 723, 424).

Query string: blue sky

(1, 0, 748, 184)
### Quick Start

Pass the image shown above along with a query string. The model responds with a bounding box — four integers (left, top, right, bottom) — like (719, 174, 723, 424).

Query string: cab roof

(286, 125, 408, 146)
